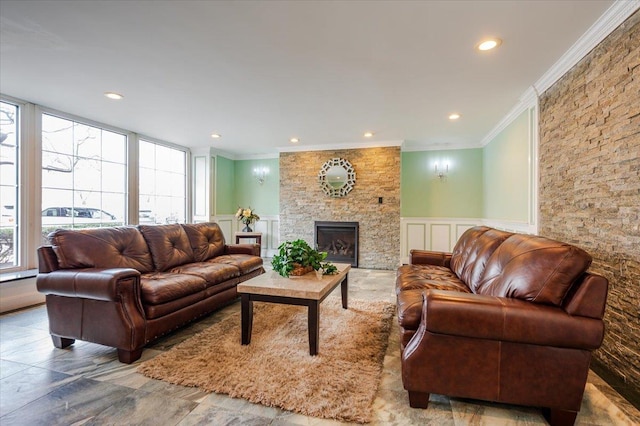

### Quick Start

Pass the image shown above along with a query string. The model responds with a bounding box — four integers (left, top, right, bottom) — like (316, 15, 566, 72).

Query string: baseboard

(590, 358, 640, 411)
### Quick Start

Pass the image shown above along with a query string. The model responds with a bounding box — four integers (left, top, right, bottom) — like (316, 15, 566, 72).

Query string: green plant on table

(271, 239, 338, 278)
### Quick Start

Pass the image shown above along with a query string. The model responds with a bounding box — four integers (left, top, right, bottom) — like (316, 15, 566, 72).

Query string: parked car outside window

(42, 207, 118, 224)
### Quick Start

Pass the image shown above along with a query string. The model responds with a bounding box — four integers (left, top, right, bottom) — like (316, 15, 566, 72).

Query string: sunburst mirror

(318, 158, 356, 197)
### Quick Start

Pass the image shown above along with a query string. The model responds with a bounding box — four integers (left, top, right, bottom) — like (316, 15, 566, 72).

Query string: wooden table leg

(308, 301, 320, 355)
(341, 273, 348, 309)
(241, 294, 253, 345)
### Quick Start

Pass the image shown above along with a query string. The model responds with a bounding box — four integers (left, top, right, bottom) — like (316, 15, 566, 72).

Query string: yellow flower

(236, 207, 259, 225)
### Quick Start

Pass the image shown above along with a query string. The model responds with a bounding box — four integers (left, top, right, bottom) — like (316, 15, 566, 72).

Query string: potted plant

(271, 239, 338, 278)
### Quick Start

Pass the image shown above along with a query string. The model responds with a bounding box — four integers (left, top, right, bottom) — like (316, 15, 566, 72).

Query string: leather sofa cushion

(49, 226, 154, 272)
(450, 226, 512, 292)
(144, 290, 204, 320)
(170, 262, 240, 286)
(140, 272, 207, 305)
(182, 223, 225, 262)
(476, 234, 592, 306)
(138, 224, 195, 272)
(396, 264, 469, 294)
(209, 254, 264, 275)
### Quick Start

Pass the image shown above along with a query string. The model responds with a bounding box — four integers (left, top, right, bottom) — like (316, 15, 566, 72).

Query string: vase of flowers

(235, 207, 260, 232)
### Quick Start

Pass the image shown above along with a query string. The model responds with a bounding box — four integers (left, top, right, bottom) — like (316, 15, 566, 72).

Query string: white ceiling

(0, 0, 618, 157)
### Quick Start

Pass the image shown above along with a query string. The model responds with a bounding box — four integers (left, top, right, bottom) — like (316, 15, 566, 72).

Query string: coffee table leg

(308, 301, 319, 355)
(341, 273, 348, 309)
(241, 294, 253, 345)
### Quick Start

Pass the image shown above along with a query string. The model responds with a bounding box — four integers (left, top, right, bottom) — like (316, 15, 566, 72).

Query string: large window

(41, 113, 127, 241)
(0, 101, 19, 270)
(139, 140, 186, 224)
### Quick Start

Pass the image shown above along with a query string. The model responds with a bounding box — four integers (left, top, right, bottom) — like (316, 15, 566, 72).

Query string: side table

(235, 232, 262, 246)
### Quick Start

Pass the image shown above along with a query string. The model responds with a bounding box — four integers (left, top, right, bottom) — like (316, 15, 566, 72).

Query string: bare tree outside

(1, 109, 188, 269)
(40, 113, 127, 244)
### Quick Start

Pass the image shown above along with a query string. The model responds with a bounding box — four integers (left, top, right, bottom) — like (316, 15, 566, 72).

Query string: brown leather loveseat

(37, 222, 264, 363)
(396, 226, 608, 426)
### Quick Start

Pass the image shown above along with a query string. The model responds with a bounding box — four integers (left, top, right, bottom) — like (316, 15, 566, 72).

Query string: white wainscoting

(214, 215, 280, 258)
(400, 217, 537, 264)
(401, 218, 479, 264)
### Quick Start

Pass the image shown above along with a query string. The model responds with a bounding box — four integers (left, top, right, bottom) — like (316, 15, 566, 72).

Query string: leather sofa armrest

(36, 268, 141, 302)
(224, 244, 260, 256)
(38, 246, 60, 273)
(410, 249, 452, 267)
(421, 290, 604, 350)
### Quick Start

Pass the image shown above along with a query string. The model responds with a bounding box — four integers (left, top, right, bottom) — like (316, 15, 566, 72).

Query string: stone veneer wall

(279, 147, 400, 270)
(539, 11, 639, 392)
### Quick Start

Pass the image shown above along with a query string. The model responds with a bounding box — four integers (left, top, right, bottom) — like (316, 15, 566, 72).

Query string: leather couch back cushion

(138, 224, 195, 271)
(50, 227, 154, 272)
(451, 226, 513, 292)
(181, 222, 225, 262)
(475, 234, 592, 306)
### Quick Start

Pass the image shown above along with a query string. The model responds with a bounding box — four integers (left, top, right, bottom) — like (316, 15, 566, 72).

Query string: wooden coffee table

(237, 263, 351, 355)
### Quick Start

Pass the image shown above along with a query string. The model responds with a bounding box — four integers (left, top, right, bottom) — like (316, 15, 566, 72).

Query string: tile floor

(1, 268, 639, 425)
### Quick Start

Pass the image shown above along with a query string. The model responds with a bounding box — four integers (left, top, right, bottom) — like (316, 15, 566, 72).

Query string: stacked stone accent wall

(539, 11, 639, 391)
(279, 147, 400, 269)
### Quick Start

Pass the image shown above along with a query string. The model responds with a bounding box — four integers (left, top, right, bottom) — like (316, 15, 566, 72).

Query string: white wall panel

(406, 224, 426, 254)
(430, 224, 451, 252)
(216, 217, 234, 243)
(456, 224, 475, 242)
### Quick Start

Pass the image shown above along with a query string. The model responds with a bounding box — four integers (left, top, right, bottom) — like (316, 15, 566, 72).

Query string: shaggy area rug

(138, 297, 395, 423)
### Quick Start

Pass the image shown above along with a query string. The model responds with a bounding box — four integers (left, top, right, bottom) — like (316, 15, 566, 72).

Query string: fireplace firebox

(314, 221, 359, 267)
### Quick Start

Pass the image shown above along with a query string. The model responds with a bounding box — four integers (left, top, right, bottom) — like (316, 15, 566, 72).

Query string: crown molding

(234, 152, 280, 160)
(209, 147, 239, 160)
(401, 142, 483, 152)
(479, 0, 639, 148)
(534, 0, 640, 94)
(277, 140, 403, 153)
(480, 86, 538, 147)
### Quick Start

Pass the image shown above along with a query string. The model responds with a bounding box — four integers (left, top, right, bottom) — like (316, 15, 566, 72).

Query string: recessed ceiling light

(477, 38, 502, 51)
(104, 92, 123, 100)
(449, 113, 461, 120)
(363, 132, 374, 138)
(211, 133, 221, 139)
(290, 137, 299, 143)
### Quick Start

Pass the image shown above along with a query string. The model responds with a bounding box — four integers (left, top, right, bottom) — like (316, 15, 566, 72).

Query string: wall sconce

(435, 163, 449, 180)
(253, 166, 269, 184)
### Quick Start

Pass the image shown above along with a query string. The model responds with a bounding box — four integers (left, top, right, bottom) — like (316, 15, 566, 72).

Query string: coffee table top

(237, 263, 351, 300)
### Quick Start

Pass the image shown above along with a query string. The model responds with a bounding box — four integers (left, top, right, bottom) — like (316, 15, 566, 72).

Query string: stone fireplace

(279, 146, 400, 270)
(315, 221, 359, 267)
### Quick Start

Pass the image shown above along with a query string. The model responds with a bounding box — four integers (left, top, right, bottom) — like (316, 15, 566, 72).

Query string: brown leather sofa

(396, 226, 608, 426)
(37, 222, 264, 363)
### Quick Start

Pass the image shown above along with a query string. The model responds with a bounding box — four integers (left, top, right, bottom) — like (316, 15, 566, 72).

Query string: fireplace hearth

(315, 221, 359, 267)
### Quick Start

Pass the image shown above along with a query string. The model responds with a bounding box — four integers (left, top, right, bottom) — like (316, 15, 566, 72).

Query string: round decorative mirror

(318, 158, 356, 197)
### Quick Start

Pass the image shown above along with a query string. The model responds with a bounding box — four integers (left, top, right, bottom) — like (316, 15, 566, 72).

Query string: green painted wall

(483, 109, 531, 221)
(217, 118, 530, 222)
(215, 156, 235, 215)
(401, 149, 483, 218)
(233, 158, 280, 215)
